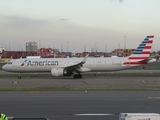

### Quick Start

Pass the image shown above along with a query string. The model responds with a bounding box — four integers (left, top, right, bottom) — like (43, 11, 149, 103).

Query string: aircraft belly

(85, 64, 130, 72)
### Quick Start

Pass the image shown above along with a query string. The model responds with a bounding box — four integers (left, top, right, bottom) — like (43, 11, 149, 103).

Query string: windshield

(7, 62, 12, 64)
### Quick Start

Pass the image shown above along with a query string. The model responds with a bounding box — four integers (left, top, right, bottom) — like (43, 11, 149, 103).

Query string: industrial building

(26, 41, 38, 52)
(0, 41, 159, 63)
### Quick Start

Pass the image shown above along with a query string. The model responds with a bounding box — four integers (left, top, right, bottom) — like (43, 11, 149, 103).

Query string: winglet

(81, 54, 89, 64)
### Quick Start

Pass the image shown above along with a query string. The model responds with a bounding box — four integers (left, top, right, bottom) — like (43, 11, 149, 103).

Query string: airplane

(2, 35, 154, 79)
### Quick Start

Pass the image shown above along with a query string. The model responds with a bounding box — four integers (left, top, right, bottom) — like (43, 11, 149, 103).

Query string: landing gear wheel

(73, 75, 77, 79)
(78, 74, 82, 78)
(18, 76, 21, 79)
(73, 74, 82, 79)
(18, 72, 22, 79)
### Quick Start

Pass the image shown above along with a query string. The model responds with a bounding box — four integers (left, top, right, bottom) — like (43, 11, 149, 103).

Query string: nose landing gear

(18, 72, 22, 79)
(18, 76, 21, 79)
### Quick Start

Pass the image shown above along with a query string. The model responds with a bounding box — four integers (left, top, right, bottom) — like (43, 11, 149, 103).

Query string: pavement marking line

(140, 80, 147, 83)
(148, 97, 160, 99)
(73, 113, 114, 116)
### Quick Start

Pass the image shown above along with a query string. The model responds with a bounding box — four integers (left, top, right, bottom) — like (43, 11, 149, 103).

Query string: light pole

(9, 42, 10, 51)
(18, 44, 20, 51)
(95, 42, 97, 53)
(39, 40, 41, 49)
(61, 44, 63, 53)
(67, 41, 69, 52)
(105, 45, 107, 53)
(124, 36, 126, 49)
(124, 36, 126, 56)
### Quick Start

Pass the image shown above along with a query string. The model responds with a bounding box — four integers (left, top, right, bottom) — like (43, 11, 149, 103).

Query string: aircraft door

(92, 60, 96, 67)
(16, 59, 21, 68)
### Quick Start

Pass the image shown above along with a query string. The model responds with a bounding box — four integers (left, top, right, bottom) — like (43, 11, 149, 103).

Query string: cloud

(119, 0, 123, 3)
(1, 16, 49, 28)
(59, 18, 68, 21)
(0, 15, 127, 52)
(110, 0, 123, 3)
(0, 15, 53, 42)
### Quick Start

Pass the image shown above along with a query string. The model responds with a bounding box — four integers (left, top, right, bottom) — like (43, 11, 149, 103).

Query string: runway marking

(73, 113, 114, 116)
(148, 97, 160, 99)
(140, 80, 147, 83)
(10, 81, 19, 84)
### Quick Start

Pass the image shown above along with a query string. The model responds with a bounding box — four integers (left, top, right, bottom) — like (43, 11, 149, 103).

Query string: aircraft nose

(2, 65, 7, 70)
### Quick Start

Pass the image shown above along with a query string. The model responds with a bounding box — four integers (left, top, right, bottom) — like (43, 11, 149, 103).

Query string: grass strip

(0, 86, 160, 91)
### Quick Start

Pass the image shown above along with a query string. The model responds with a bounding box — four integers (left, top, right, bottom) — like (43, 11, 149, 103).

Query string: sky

(0, 0, 160, 52)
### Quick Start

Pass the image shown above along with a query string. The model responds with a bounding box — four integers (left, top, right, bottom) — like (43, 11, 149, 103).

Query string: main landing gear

(73, 74, 82, 79)
(18, 72, 22, 79)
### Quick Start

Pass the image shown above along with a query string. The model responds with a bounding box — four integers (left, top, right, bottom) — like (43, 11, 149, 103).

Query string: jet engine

(51, 68, 71, 77)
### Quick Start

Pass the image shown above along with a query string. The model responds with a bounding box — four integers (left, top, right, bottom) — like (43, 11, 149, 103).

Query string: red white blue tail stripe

(123, 35, 154, 66)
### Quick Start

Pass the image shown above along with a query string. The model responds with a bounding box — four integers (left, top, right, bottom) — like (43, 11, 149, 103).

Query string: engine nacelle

(51, 68, 71, 77)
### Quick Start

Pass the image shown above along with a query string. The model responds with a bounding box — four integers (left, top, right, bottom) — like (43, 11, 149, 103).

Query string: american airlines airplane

(2, 35, 154, 79)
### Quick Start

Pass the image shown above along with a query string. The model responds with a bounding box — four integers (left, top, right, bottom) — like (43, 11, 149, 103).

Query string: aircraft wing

(138, 59, 148, 62)
(147, 56, 159, 63)
(64, 54, 89, 73)
(138, 57, 158, 64)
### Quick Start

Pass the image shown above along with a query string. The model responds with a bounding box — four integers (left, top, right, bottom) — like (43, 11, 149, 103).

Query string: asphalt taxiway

(0, 70, 160, 88)
(0, 69, 160, 88)
(1, 91, 160, 120)
(0, 70, 160, 120)
(1, 76, 160, 88)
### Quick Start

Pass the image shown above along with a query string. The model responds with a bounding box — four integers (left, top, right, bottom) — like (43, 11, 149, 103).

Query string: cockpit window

(7, 62, 12, 64)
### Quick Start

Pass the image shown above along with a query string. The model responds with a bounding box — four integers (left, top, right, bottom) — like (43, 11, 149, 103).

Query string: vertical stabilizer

(124, 35, 154, 65)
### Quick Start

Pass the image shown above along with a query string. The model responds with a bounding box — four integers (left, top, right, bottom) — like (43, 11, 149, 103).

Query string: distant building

(111, 49, 135, 57)
(26, 41, 37, 52)
(0, 48, 5, 58)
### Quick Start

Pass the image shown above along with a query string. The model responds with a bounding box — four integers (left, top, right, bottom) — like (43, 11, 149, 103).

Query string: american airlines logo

(21, 59, 28, 66)
(27, 60, 58, 66)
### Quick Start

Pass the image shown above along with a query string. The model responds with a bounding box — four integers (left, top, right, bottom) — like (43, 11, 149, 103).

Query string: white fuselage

(2, 57, 140, 73)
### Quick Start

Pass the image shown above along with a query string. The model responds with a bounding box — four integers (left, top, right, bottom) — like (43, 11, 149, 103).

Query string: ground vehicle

(119, 113, 160, 120)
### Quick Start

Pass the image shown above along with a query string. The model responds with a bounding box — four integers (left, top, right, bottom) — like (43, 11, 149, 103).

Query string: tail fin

(124, 35, 154, 65)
